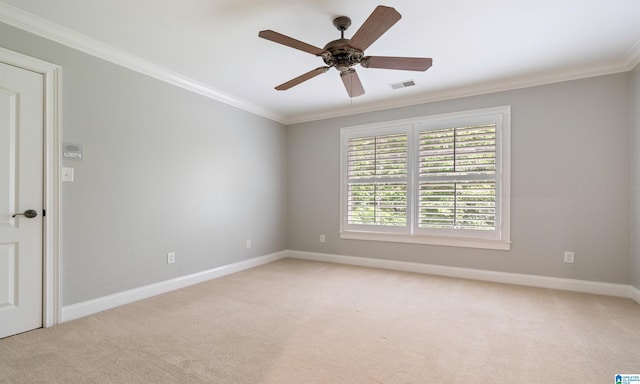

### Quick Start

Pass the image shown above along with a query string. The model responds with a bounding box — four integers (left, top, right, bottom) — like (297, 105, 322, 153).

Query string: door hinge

(43, 209, 46, 217)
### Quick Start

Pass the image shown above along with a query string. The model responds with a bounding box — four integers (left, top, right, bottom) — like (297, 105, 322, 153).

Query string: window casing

(340, 106, 510, 250)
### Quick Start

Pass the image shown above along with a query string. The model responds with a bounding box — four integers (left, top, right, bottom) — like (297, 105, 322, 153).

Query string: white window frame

(340, 106, 511, 250)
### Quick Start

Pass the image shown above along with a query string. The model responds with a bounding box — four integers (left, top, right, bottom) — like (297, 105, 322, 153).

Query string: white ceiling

(1, 0, 640, 124)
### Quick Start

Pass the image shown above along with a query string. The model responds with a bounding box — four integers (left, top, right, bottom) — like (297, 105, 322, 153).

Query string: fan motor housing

(322, 38, 364, 73)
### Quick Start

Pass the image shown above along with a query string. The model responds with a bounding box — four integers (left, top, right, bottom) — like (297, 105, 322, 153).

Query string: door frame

(0, 46, 61, 328)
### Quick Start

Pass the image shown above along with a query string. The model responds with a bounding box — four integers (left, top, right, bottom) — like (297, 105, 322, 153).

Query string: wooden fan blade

(348, 6, 401, 52)
(362, 56, 433, 71)
(275, 67, 330, 90)
(259, 30, 326, 56)
(340, 70, 365, 97)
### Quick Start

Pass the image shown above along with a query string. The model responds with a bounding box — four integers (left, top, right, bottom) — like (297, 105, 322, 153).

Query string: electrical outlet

(246, 240, 251, 249)
(563, 251, 574, 264)
(167, 252, 175, 264)
(320, 234, 326, 243)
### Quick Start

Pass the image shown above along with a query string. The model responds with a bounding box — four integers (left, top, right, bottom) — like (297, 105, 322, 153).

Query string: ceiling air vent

(390, 80, 416, 90)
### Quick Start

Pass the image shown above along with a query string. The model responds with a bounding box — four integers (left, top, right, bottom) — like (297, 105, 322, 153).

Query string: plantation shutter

(418, 124, 497, 231)
(346, 133, 408, 227)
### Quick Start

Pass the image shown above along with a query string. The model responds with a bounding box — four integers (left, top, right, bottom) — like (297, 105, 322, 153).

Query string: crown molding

(2, 2, 638, 126)
(624, 38, 640, 71)
(286, 60, 634, 125)
(0, 2, 287, 124)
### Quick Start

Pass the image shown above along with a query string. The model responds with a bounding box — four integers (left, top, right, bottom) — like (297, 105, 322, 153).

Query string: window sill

(339, 231, 511, 250)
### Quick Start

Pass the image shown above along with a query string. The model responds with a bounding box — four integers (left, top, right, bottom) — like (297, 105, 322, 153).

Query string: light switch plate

(62, 167, 74, 182)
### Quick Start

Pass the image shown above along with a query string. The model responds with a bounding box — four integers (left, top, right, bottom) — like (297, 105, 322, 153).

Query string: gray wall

(1, 19, 636, 308)
(632, 63, 640, 289)
(0, 23, 288, 306)
(288, 73, 632, 284)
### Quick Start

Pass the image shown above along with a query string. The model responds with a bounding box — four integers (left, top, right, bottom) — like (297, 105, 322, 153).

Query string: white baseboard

(61, 250, 638, 323)
(61, 251, 287, 322)
(630, 285, 640, 305)
(287, 250, 632, 299)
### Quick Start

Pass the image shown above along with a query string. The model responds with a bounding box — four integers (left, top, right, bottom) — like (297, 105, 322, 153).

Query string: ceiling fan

(258, 5, 433, 97)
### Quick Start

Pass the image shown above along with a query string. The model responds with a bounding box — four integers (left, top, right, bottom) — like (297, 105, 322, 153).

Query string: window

(340, 106, 510, 250)
(346, 132, 408, 229)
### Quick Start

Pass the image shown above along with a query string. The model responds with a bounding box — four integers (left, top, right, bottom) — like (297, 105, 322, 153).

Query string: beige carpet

(1, 258, 639, 383)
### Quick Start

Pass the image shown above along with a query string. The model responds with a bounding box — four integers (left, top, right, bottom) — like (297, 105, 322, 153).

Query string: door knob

(12, 209, 38, 218)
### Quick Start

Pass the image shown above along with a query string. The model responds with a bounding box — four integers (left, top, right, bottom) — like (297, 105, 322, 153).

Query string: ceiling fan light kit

(258, 5, 432, 98)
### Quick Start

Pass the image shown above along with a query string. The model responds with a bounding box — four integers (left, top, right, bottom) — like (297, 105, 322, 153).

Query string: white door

(0, 62, 44, 339)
